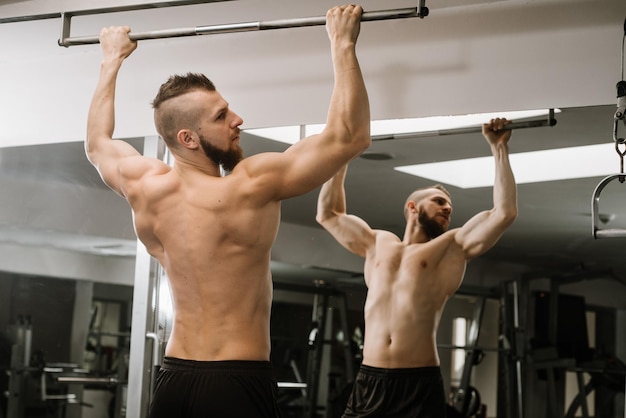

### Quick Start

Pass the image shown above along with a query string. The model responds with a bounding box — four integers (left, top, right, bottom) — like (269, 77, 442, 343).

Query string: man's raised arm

(86, 26, 140, 197)
(316, 165, 375, 258)
(265, 5, 371, 199)
(455, 118, 518, 259)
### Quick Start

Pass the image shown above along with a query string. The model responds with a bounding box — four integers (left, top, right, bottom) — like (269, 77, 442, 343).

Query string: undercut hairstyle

(403, 184, 451, 220)
(151, 73, 216, 147)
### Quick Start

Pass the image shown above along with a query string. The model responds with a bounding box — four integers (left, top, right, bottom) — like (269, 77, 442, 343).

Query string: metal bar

(56, 376, 121, 385)
(307, 291, 329, 418)
(595, 228, 626, 238)
(438, 344, 506, 352)
(592, 173, 626, 238)
(456, 296, 486, 415)
(338, 293, 354, 381)
(515, 278, 527, 418)
(58, 3, 428, 47)
(0, 0, 234, 24)
(277, 382, 308, 389)
(373, 109, 557, 141)
(575, 371, 590, 418)
(146, 331, 161, 396)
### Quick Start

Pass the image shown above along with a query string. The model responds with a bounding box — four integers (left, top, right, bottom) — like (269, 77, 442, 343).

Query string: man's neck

(402, 221, 430, 245)
(172, 152, 222, 177)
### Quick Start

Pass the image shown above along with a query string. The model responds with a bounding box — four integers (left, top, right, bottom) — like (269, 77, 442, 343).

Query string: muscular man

(316, 118, 517, 417)
(85, 5, 370, 417)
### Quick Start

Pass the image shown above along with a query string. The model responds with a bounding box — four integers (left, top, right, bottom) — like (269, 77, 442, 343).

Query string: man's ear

(177, 129, 199, 150)
(406, 200, 417, 214)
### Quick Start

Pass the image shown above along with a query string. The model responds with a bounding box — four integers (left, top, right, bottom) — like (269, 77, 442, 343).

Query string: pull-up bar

(58, 1, 429, 47)
(372, 108, 558, 141)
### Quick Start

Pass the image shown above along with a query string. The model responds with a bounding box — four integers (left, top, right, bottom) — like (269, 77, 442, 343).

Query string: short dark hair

(403, 184, 451, 220)
(152, 73, 216, 146)
(152, 73, 216, 109)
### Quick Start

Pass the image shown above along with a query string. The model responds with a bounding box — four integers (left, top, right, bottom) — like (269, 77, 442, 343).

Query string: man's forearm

(492, 143, 517, 219)
(317, 165, 348, 223)
(86, 58, 123, 155)
(327, 41, 370, 148)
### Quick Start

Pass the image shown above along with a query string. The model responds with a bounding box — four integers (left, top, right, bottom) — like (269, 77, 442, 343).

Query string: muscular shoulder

(233, 152, 282, 177)
(119, 156, 171, 197)
(367, 230, 401, 255)
(119, 155, 170, 178)
(228, 152, 285, 201)
(374, 229, 400, 243)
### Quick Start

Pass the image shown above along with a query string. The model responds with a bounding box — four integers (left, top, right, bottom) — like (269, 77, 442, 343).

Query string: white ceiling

(1, 0, 626, 297)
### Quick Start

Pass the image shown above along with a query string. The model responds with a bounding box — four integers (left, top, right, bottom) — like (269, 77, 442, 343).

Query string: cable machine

(592, 19, 626, 239)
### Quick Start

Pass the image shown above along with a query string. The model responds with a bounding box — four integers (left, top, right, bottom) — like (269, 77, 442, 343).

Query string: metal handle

(56, 376, 122, 385)
(59, 2, 428, 47)
(591, 173, 626, 238)
(146, 332, 161, 368)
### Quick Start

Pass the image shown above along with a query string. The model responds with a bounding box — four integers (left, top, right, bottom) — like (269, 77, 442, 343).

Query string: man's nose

(231, 112, 243, 128)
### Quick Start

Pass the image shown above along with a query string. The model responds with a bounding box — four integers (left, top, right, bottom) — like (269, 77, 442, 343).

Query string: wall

(0, 0, 623, 148)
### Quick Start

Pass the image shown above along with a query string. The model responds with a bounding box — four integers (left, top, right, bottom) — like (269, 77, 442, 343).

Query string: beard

(418, 209, 447, 240)
(199, 134, 243, 172)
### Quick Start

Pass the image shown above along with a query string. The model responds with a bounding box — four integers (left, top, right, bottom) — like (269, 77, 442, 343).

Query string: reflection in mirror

(2, 105, 626, 417)
(0, 272, 132, 418)
(0, 141, 138, 418)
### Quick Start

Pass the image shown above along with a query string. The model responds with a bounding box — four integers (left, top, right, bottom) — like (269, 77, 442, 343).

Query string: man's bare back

(124, 157, 281, 360)
(85, 5, 371, 416)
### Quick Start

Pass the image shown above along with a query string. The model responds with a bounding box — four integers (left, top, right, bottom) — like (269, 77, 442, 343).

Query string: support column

(125, 136, 164, 418)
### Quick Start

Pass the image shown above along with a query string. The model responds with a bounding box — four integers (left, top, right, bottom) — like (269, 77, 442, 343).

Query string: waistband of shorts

(161, 357, 274, 374)
(359, 364, 441, 377)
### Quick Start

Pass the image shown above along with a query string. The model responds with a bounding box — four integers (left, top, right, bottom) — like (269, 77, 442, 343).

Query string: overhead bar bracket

(58, 1, 428, 47)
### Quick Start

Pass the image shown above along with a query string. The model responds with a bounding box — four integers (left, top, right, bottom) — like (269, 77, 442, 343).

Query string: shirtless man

(316, 118, 517, 417)
(85, 5, 370, 417)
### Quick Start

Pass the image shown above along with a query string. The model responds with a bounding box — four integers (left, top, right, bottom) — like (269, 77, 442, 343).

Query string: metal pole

(58, 2, 428, 47)
(513, 279, 525, 418)
(372, 109, 557, 141)
(454, 296, 486, 415)
(126, 136, 164, 418)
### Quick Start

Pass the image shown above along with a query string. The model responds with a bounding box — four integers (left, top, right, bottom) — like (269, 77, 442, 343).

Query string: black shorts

(342, 365, 447, 418)
(148, 357, 282, 418)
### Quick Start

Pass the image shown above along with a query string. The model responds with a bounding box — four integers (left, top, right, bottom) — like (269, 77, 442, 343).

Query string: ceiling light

(395, 143, 621, 189)
(244, 109, 558, 145)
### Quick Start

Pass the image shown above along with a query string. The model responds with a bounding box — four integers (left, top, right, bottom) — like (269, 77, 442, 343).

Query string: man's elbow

(315, 212, 328, 227)
(315, 210, 337, 229)
(501, 206, 518, 228)
(328, 123, 371, 156)
(85, 135, 99, 162)
(354, 131, 371, 154)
